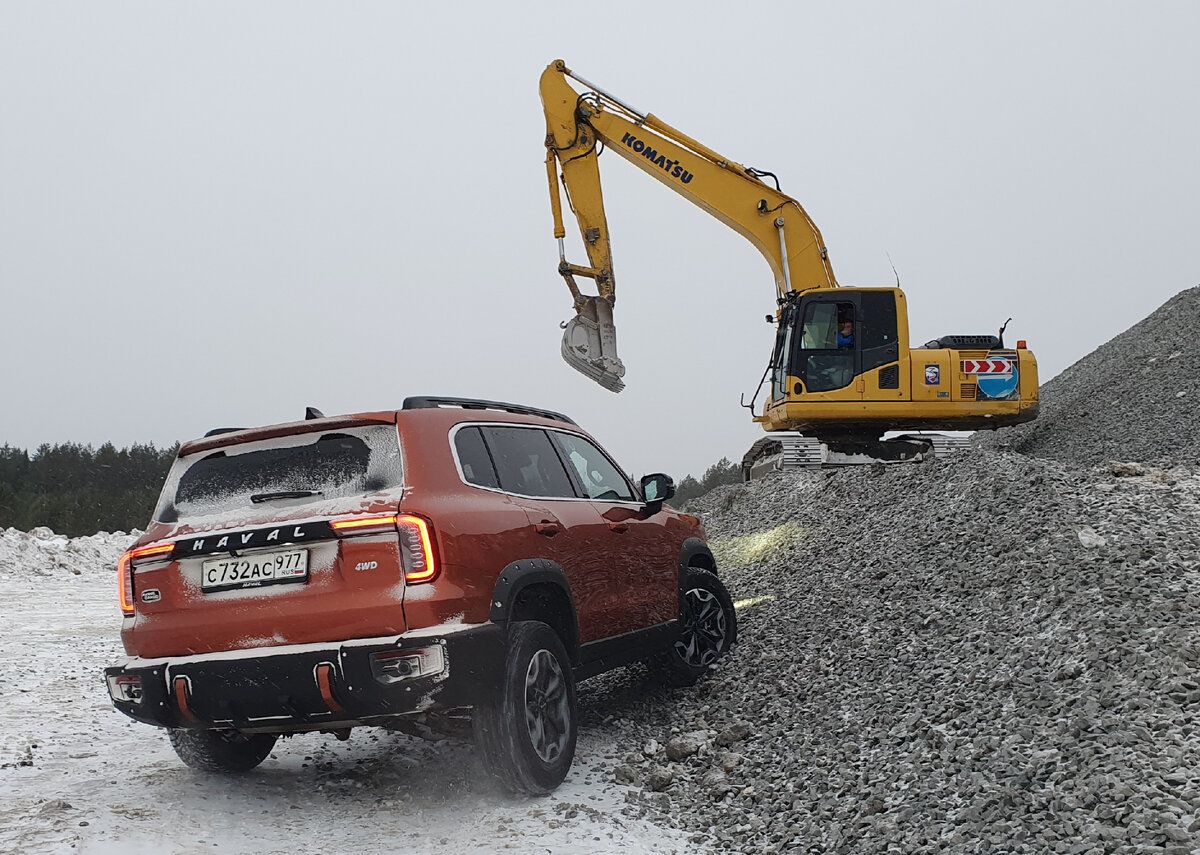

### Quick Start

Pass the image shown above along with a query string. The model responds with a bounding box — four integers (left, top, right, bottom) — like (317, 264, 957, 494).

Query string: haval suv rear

(105, 397, 736, 793)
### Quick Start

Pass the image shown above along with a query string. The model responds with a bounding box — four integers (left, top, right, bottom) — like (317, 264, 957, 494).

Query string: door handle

(535, 522, 561, 537)
(607, 522, 629, 533)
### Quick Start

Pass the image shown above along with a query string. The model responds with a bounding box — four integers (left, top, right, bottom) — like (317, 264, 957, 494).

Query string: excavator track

(741, 433, 972, 479)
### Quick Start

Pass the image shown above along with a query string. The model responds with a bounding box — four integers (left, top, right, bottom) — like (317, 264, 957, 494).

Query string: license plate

(200, 549, 309, 592)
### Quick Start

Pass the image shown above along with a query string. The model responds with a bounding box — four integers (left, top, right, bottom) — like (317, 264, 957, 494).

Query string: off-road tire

(168, 728, 277, 773)
(472, 621, 577, 795)
(657, 567, 737, 687)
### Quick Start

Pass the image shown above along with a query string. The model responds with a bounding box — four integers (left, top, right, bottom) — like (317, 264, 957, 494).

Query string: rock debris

(978, 285, 1200, 468)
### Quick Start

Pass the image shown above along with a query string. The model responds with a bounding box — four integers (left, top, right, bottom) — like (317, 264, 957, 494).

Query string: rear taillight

(331, 513, 439, 584)
(330, 515, 399, 536)
(117, 543, 174, 616)
(396, 515, 437, 583)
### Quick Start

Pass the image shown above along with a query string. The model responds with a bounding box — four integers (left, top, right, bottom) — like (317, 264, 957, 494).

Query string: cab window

(794, 301, 856, 392)
(799, 302, 840, 350)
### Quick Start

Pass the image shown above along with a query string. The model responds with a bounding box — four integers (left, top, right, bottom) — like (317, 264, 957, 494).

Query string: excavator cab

(773, 290, 901, 401)
(762, 286, 1038, 445)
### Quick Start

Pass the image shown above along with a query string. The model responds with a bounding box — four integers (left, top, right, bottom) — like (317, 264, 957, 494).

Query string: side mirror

(640, 473, 675, 514)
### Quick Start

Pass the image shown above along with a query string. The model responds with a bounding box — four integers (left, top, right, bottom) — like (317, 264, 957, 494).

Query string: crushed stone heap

(979, 285, 1200, 467)
(589, 452, 1200, 854)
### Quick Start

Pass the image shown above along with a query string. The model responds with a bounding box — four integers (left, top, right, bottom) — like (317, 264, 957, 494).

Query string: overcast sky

(2, 2, 1197, 480)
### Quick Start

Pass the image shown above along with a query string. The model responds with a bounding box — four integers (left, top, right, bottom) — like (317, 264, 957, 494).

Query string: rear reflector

(106, 674, 143, 704)
(370, 645, 446, 683)
(173, 676, 197, 725)
(314, 662, 343, 712)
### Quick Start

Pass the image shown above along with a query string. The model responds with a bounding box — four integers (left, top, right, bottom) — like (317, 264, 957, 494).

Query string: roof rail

(402, 396, 577, 425)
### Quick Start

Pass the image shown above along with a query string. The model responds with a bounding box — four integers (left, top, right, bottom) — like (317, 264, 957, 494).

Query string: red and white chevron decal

(962, 358, 1014, 374)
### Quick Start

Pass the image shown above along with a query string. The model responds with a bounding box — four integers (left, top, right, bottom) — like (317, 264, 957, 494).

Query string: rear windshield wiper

(250, 490, 324, 503)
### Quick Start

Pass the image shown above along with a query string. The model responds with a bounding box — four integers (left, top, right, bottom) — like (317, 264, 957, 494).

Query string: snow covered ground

(0, 528, 698, 855)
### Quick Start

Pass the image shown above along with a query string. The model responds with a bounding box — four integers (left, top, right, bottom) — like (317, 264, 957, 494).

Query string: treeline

(0, 442, 178, 537)
(671, 456, 742, 506)
(0, 440, 740, 537)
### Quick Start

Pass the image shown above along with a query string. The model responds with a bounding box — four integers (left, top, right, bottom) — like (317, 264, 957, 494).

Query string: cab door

(781, 290, 901, 399)
(788, 298, 862, 399)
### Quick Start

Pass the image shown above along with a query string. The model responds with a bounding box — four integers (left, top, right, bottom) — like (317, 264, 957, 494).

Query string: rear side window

(454, 426, 499, 489)
(482, 426, 575, 498)
(156, 426, 403, 522)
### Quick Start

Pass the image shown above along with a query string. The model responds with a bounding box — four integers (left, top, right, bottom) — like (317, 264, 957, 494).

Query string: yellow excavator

(540, 59, 1038, 460)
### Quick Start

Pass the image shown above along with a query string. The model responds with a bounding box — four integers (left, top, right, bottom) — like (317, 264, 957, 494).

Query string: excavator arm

(541, 59, 838, 392)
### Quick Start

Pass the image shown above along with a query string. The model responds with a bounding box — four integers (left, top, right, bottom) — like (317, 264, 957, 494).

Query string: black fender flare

(677, 538, 718, 613)
(489, 559, 581, 663)
(679, 537, 716, 576)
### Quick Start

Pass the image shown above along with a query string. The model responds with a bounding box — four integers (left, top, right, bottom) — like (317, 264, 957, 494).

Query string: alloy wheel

(524, 649, 571, 763)
(674, 587, 728, 668)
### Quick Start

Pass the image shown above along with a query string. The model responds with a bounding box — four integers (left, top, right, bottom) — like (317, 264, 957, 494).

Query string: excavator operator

(837, 314, 855, 349)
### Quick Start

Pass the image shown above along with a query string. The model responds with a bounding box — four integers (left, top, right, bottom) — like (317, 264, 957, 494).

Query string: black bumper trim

(105, 624, 505, 731)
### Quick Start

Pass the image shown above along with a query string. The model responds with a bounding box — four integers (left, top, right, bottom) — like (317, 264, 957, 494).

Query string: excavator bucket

(560, 296, 626, 392)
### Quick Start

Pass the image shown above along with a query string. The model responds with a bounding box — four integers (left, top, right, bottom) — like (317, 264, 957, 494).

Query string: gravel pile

(978, 285, 1200, 467)
(587, 456, 1200, 853)
(581, 286, 1200, 852)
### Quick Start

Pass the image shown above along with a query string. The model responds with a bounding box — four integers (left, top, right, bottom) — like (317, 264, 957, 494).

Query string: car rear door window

(482, 427, 576, 498)
(454, 426, 500, 489)
(551, 432, 635, 501)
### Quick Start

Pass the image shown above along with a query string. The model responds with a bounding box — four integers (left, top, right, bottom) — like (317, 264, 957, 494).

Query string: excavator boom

(542, 59, 836, 391)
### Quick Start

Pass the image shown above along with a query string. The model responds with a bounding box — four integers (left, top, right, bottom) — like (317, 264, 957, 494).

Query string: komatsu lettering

(620, 132, 693, 185)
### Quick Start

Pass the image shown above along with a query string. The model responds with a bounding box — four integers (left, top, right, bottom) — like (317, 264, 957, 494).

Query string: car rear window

(154, 425, 403, 523)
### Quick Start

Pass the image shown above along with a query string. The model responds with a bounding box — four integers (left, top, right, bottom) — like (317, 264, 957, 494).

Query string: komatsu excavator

(541, 59, 1038, 460)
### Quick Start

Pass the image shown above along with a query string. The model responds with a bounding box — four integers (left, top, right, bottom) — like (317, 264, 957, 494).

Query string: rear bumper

(104, 624, 505, 732)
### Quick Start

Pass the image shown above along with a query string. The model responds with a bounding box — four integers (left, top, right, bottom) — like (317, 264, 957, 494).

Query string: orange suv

(104, 397, 736, 794)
